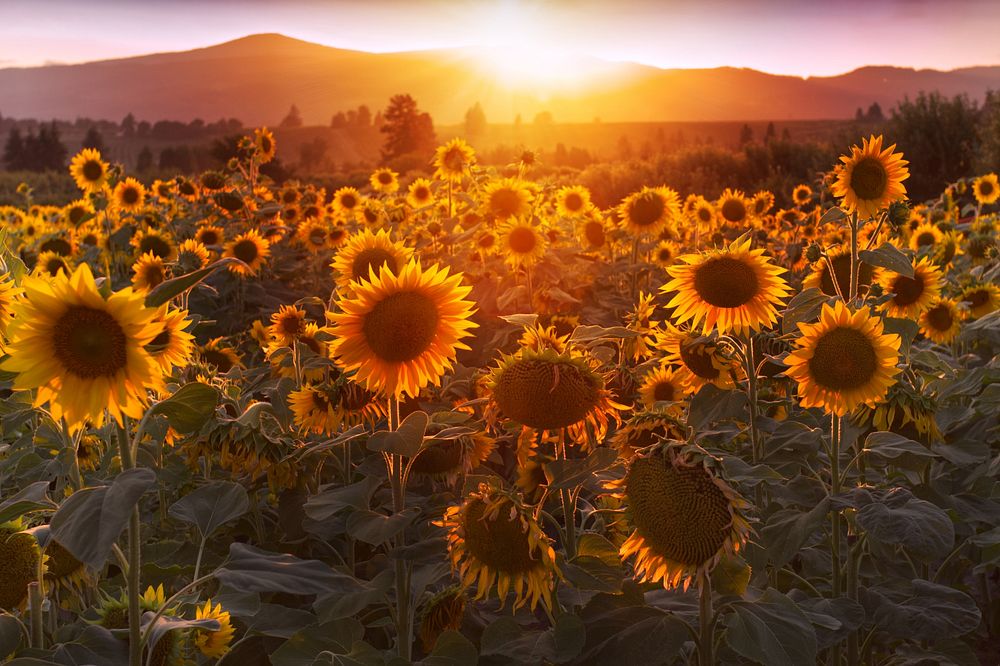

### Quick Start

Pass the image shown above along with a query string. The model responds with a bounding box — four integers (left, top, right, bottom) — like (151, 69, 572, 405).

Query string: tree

(121, 113, 136, 137)
(280, 104, 303, 128)
(331, 112, 347, 128)
(136, 146, 153, 173)
(9, 122, 68, 172)
(356, 105, 372, 127)
(3, 128, 25, 170)
(866, 102, 885, 123)
(380, 94, 436, 160)
(465, 102, 487, 138)
(533, 111, 554, 126)
(82, 126, 106, 153)
(764, 122, 776, 144)
(739, 123, 754, 146)
(299, 137, 328, 171)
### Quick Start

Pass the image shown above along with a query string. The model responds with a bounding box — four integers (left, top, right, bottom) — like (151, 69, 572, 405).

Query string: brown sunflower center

(890, 274, 925, 307)
(490, 189, 522, 217)
(625, 457, 732, 566)
(697, 206, 713, 223)
(491, 357, 601, 430)
(584, 221, 605, 247)
(308, 228, 327, 246)
(149, 328, 171, 349)
(720, 199, 746, 223)
(53, 306, 129, 379)
(564, 193, 584, 211)
(807, 326, 878, 390)
(310, 390, 330, 411)
(278, 314, 303, 336)
(81, 160, 103, 182)
(141, 264, 165, 287)
(414, 186, 430, 201)
(629, 192, 665, 227)
(351, 248, 397, 281)
(925, 304, 954, 332)
(679, 342, 721, 380)
(198, 230, 220, 246)
(202, 349, 235, 373)
(139, 235, 172, 259)
(964, 289, 988, 307)
(232, 239, 260, 264)
(915, 232, 936, 247)
(378, 172, 393, 184)
(43, 258, 69, 276)
(693, 256, 759, 308)
(362, 290, 439, 363)
(340, 194, 358, 209)
(121, 186, 140, 206)
(259, 136, 273, 153)
(979, 180, 995, 196)
(0, 529, 39, 610)
(850, 157, 888, 200)
(657, 247, 673, 263)
(508, 227, 537, 254)
(462, 499, 537, 574)
(67, 207, 88, 225)
(653, 380, 675, 402)
(443, 149, 466, 172)
(478, 234, 496, 249)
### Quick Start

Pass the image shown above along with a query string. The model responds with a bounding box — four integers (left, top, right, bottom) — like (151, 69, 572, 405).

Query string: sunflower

(791, 184, 813, 207)
(519, 323, 569, 354)
(750, 190, 775, 217)
(145, 306, 194, 375)
(485, 347, 622, 439)
(482, 178, 533, 220)
(618, 186, 680, 237)
(908, 222, 944, 253)
(689, 196, 717, 229)
(112, 177, 147, 213)
(328, 260, 477, 398)
(175, 239, 210, 272)
(438, 484, 558, 611)
(224, 230, 271, 276)
(831, 135, 909, 219)
(63, 198, 94, 227)
(555, 185, 592, 218)
(131, 252, 168, 292)
(497, 219, 548, 269)
(972, 173, 1000, 206)
(855, 383, 942, 445)
(652, 240, 679, 267)
(132, 228, 176, 261)
(918, 299, 962, 344)
(32, 250, 73, 278)
(1, 263, 162, 427)
(199, 338, 242, 374)
(611, 412, 687, 459)
(409, 430, 495, 482)
(0, 273, 21, 338)
(662, 236, 790, 335)
(330, 228, 414, 292)
(419, 587, 466, 653)
(434, 138, 476, 181)
(370, 167, 399, 194)
(332, 187, 363, 217)
(195, 225, 225, 249)
(784, 300, 901, 416)
(614, 443, 750, 591)
(253, 127, 276, 163)
(657, 325, 741, 391)
(638, 364, 691, 412)
(43, 539, 90, 594)
(194, 600, 235, 658)
(776, 208, 804, 226)
(69, 148, 109, 194)
(577, 211, 608, 251)
(0, 523, 39, 610)
(407, 178, 435, 208)
(960, 283, 1000, 318)
(878, 257, 942, 319)
(289, 377, 383, 434)
(716, 188, 750, 227)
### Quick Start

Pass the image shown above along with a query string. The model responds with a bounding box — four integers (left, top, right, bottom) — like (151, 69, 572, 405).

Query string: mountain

(2, 33, 999, 125)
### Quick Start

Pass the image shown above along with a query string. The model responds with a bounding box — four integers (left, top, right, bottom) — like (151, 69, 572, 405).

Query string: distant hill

(2, 33, 999, 125)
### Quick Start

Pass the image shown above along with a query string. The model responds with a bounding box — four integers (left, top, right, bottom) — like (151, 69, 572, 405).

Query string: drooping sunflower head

(618, 186, 680, 237)
(1, 263, 162, 427)
(657, 325, 741, 391)
(419, 586, 466, 653)
(437, 484, 558, 611)
(855, 382, 942, 445)
(194, 599, 235, 659)
(878, 257, 942, 320)
(662, 236, 791, 335)
(972, 173, 1000, 206)
(831, 135, 909, 219)
(199, 337, 242, 375)
(498, 219, 548, 269)
(616, 443, 750, 591)
(224, 230, 271, 276)
(611, 411, 687, 459)
(69, 148, 109, 194)
(409, 429, 495, 482)
(784, 300, 901, 416)
(253, 127, 276, 163)
(328, 260, 478, 399)
(131, 252, 168, 292)
(370, 167, 399, 193)
(556, 185, 592, 218)
(638, 363, 691, 413)
(434, 138, 476, 180)
(482, 178, 533, 220)
(0, 523, 39, 610)
(43, 539, 90, 594)
(330, 227, 414, 292)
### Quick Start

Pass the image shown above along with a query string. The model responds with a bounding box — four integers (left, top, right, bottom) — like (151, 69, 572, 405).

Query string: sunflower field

(0, 130, 997, 666)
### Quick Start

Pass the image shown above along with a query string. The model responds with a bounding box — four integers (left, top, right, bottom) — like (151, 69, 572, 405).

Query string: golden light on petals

(831, 135, 909, 219)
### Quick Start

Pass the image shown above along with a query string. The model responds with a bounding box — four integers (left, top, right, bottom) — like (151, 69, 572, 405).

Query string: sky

(2, 0, 1000, 76)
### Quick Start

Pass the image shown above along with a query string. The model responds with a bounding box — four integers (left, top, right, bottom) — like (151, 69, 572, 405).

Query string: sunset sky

(2, 0, 1000, 77)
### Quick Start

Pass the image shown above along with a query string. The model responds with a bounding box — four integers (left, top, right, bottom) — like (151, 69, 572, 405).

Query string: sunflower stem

(829, 414, 843, 665)
(697, 571, 714, 666)
(28, 582, 43, 649)
(848, 214, 859, 305)
(387, 395, 412, 661)
(116, 421, 143, 666)
(557, 430, 577, 559)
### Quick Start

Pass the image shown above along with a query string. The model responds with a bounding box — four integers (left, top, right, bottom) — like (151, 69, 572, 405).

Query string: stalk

(557, 429, 577, 559)
(697, 571, 714, 666)
(387, 396, 412, 661)
(848, 214, 859, 304)
(830, 414, 843, 666)
(117, 422, 142, 666)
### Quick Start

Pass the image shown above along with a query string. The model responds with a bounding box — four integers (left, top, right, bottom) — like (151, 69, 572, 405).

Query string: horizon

(3, 0, 1000, 77)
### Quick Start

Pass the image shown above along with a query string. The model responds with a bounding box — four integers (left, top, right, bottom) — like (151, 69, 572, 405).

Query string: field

(0, 128, 997, 666)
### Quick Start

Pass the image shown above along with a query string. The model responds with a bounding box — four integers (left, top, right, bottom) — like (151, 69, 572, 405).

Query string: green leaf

(543, 447, 618, 490)
(303, 478, 379, 522)
(864, 431, 936, 460)
(345, 508, 420, 545)
(864, 580, 981, 640)
(498, 313, 539, 328)
(168, 481, 249, 539)
(782, 288, 830, 334)
(142, 613, 220, 660)
(420, 630, 478, 666)
(711, 553, 752, 596)
(818, 206, 847, 224)
(367, 411, 429, 457)
(0, 614, 22, 660)
(148, 383, 219, 434)
(144, 257, 241, 308)
(859, 243, 914, 277)
(856, 490, 954, 561)
(0, 481, 55, 523)
(50, 468, 157, 569)
(479, 615, 583, 665)
(724, 589, 818, 666)
(570, 325, 639, 341)
(269, 620, 380, 666)
(761, 499, 830, 569)
(580, 607, 687, 665)
(214, 543, 344, 595)
(882, 317, 920, 359)
(688, 384, 748, 430)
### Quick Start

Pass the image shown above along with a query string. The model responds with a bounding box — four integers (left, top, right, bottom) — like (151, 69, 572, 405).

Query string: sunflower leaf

(149, 382, 219, 434)
(859, 243, 914, 277)
(723, 588, 818, 666)
(144, 257, 242, 308)
(818, 206, 848, 224)
(168, 481, 249, 539)
(367, 411, 428, 457)
(544, 447, 618, 490)
(864, 431, 936, 460)
(781, 287, 829, 334)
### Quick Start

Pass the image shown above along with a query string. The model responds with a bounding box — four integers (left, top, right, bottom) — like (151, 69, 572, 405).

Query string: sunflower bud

(805, 243, 823, 263)
(887, 200, 910, 229)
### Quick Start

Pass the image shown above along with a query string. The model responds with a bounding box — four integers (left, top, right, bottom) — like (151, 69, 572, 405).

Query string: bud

(887, 200, 910, 229)
(869, 282, 884, 297)
(805, 243, 823, 263)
